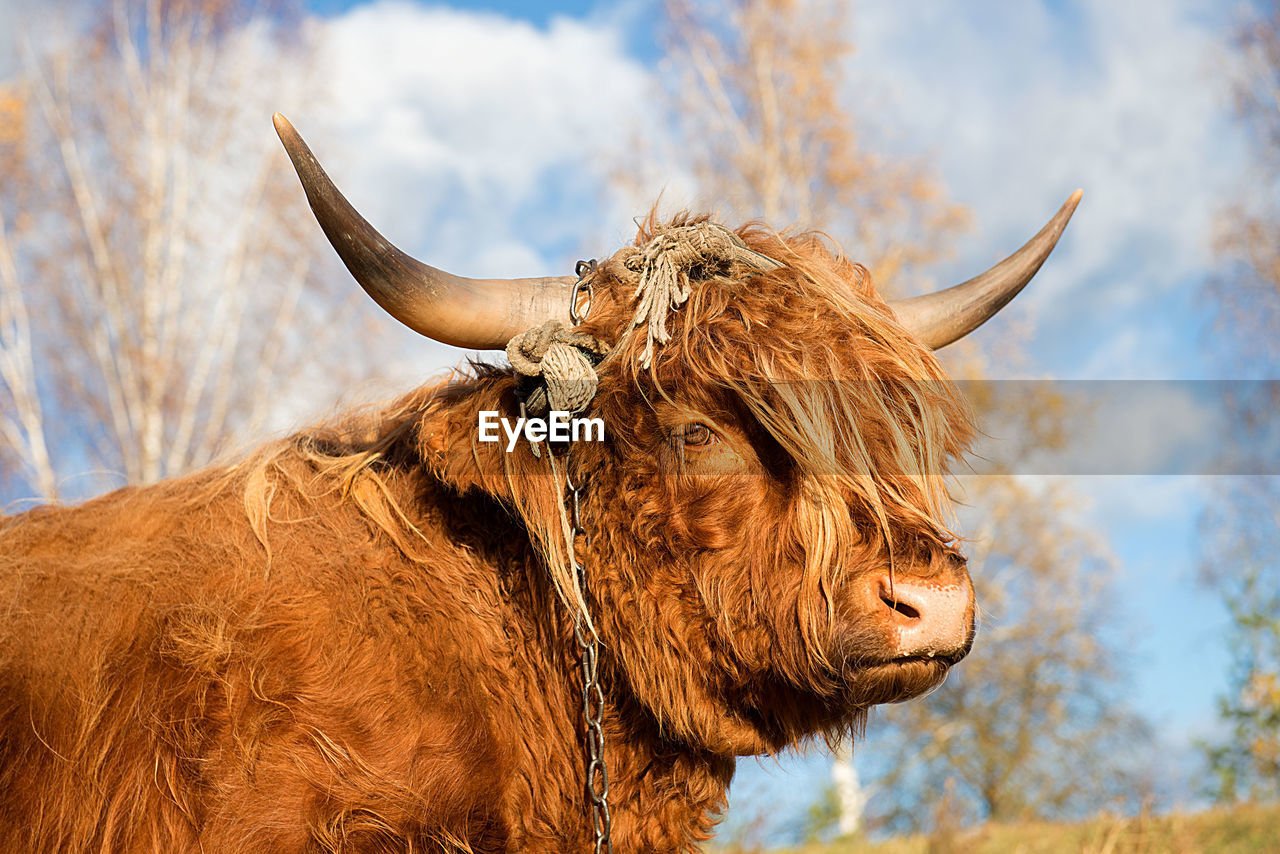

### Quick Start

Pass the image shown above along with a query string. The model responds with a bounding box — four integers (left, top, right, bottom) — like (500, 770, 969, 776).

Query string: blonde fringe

(603, 213, 973, 661)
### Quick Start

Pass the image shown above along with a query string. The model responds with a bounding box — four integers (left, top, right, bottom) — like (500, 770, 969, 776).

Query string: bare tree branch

(0, 0, 354, 500)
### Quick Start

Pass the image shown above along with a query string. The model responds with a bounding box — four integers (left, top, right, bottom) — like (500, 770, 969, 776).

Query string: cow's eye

(681, 423, 718, 447)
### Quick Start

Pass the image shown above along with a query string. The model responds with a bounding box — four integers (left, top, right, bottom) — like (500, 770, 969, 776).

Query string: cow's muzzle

(874, 568, 975, 662)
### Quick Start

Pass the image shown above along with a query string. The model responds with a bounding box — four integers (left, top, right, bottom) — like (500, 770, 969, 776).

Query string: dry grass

(714, 802, 1280, 854)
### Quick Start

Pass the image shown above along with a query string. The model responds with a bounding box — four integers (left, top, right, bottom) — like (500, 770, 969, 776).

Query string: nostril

(880, 593, 920, 620)
(873, 575, 973, 659)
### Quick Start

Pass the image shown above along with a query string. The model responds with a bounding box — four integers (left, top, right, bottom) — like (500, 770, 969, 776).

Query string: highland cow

(0, 114, 1079, 852)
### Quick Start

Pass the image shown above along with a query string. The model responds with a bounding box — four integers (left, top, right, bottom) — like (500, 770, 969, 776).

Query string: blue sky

(295, 0, 1261, 836)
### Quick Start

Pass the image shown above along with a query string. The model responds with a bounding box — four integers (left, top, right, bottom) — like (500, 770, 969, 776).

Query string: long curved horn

(273, 114, 575, 350)
(889, 190, 1082, 350)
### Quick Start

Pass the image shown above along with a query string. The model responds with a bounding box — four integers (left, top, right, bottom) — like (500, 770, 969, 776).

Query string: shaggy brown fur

(0, 215, 974, 852)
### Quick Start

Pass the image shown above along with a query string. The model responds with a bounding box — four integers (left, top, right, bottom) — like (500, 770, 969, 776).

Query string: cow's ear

(419, 377, 579, 605)
(416, 376, 560, 523)
(420, 378, 530, 501)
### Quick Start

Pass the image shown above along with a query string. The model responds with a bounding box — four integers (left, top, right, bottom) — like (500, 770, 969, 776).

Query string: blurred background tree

(1199, 0, 1280, 804)
(641, 0, 1155, 840)
(1201, 477, 1280, 803)
(866, 477, 1155, 833)
(658, 0, 967, 284)
(0, 0, 346, 502)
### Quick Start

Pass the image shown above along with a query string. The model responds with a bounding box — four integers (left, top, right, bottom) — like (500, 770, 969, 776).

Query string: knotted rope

(613, 222, 781, 369)
(506, 320, 610, 416)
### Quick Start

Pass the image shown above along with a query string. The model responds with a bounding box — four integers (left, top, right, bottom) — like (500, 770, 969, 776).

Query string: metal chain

(566, 258, 612, 854)
(567, 465, 612, 854)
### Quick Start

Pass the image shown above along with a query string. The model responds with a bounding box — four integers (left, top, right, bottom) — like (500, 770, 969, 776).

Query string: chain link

(566, 259, 612, 854)
(571, 259, 597, 325)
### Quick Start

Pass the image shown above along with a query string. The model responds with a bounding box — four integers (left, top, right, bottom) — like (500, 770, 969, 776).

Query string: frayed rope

(614, 221, 781, 369)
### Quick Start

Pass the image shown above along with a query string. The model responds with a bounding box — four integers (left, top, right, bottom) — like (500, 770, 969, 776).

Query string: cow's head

(274, 115, 1078, 755)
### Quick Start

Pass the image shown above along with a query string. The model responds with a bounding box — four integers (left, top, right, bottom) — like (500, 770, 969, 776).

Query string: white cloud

(1083, 474, 1204, 525)
(850, 0, 1241, 378)
(296, 1, 653, 279)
